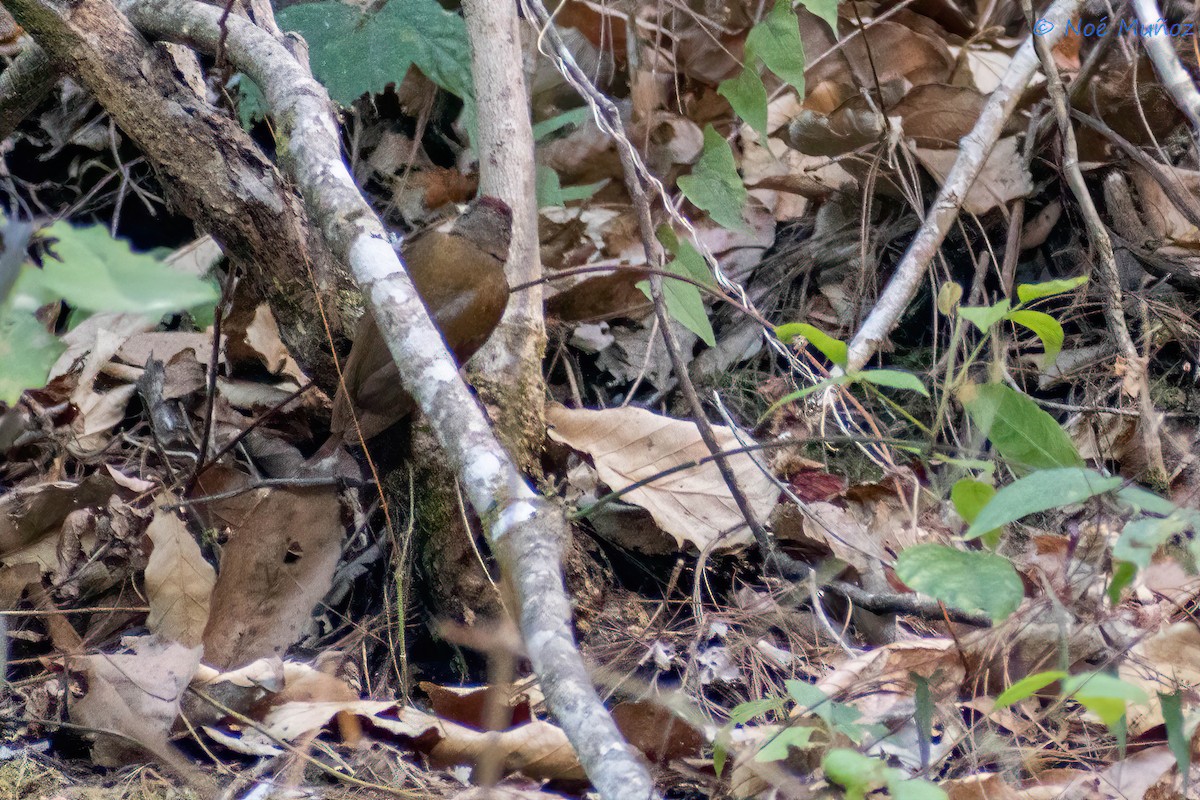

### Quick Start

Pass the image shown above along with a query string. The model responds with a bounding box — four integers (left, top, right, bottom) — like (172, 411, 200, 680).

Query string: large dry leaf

(144, 497, 215, 647)
(115, 331, 220, 370)
(816, 639, 964, 721)
(0, 475, 117, 570)
(48, 312, 154, 382)
(807, 20, 955, 90)
(202, 487, 343, 669)
(1130, 163, 1200, 246)
(1119, 622, 1200, 735)
(64, 328, 138, 454)
(546, 404, 777, 551)
(916, 136, 1032, 214)
(891, 84, 989, 148)
(223, 303, 308, 386)
(207, 697, 586, 782)
(71, 637, 202, 776)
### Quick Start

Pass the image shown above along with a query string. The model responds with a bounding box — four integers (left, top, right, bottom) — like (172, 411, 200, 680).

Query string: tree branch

(5, 0, 358, 389)
(461, 0, 547, 471)
(126, 3, 654, 797)
(841, 0, 1084, 373)
(0, 44, 56, 141)
(1131, 0, 1200, 153)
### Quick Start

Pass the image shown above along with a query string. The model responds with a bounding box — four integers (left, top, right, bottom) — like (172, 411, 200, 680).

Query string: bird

(328, 196, 512, 446)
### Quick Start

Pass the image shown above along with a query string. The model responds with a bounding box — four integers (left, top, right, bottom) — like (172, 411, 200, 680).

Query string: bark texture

(6, 0, 360, 390)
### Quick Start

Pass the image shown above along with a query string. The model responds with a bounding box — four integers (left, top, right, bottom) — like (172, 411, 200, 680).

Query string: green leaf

(957, 299, 1011, 333)
(798, 0, 840, 36)
(718, 65, 769, 136)
(532, 107, 592, 141)
(961, 383, 1082, 471)
(0, 307, 64, 406)
(276, 0, 473, 106)
(951, 479, 995, 524)
(965, 468, 1122, 539)
(890, 779, 948, 800)
(785, 680, 827, 709)
(1108, 561, 1137, 604)
(894, 544, 1024, 621)
(995, 670, 1067, 708)
(1062, 672, 1147, 730)
(658, 227, 714, 286)
(729, 697, 786, 725)
(746, 0, 806, 94)
(784, 680, 871, 740)
(1017, 275, 1088, 304)
(755, 726, 816, 762)
(936, 281, 963, 316)
(1113, 512, 1193, 570)
(29, 223, 219, 317)
(822, 749, 947, 800)
(1006, 309, 1064, 367)
(775, 322, 847, 367)
(855, 368, 928, 396)
(823, 749, 890, 800)
(536, 164, 608, 207)
(952, 478, 998, 546)
(1162, 691, 1191, 780)
(1116, 486, 1178, 517)
(639, 229, 715, 346)
(678, 125, 749, 232)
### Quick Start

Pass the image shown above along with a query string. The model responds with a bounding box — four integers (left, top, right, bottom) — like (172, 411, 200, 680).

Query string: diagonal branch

(1131, 0, 1200, 153)
(4, 0, 357, 388)
(123, 2, 655, 798)
(841, 0, 1084, 373)
(0, 44, 56, 140)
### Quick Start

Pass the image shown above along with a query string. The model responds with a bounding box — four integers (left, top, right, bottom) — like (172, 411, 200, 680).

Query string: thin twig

(842, 0, 1085, 372)
(1025, 0, 1168, 482)
(1131, 0, 1200, 153)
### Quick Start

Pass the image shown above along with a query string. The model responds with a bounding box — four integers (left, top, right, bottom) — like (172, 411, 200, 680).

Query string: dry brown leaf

(165, 234, 223, 277)
(816, 639, 964, 722)
(209, 697, 586, 782)
(65, 328, 138, 454)
(70, 636, 203, 779)
(795, 501, 887, 571)
(224, 303, 308, 386)
(547, 404, 778, 551)
(891, 84, 989, 148)
(916, 136, 1032, 214)
(807, 20, 955, 90)
(201, 487, 343, 669)
(953, 46, 1016, 94)
(1119, 622, 1200, 735)
(451, 789, 567, 800)
(1098, 745, 1178, 800)
(103, 464, 156, 493)
(942, 773, 1022, 799)
(115, 331, 219, 370)
(421, 682, 531, 729)
(611, 701, 704, 764)
(144, 497, 215, 647)
(418, 714, 585, 782)
(0, 475, 117, 571)
(48, 312, 154, 382)
(1130, 163, 1200, 246)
